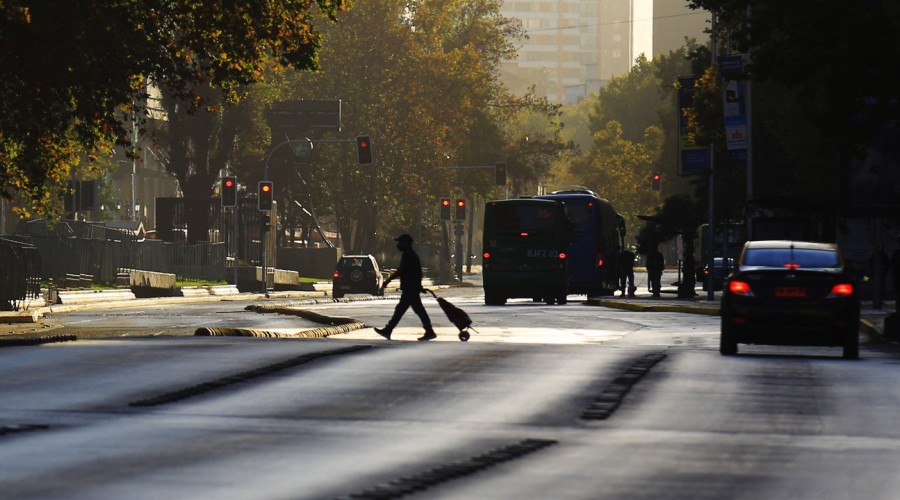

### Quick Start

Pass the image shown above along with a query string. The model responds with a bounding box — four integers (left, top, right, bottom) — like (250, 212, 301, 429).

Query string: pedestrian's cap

(394, 234, 413, 244)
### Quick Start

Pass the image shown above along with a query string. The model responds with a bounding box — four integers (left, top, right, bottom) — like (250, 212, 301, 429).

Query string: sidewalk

(587, 285, 895, 341)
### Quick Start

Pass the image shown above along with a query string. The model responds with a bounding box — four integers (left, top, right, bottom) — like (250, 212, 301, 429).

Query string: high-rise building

(500, 1, 708, 104)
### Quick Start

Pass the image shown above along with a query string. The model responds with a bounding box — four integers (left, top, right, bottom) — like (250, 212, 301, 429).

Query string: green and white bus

(482, 198, 571, 305)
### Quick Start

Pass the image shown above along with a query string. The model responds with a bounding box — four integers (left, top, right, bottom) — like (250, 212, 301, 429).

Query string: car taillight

(559, 252, 567, 260)
(483, 252, 491, 259)
(783, 263, 800, 269)
(596, 252, 603, 267)
(333, 271, 341, 279)
(830, 283, 854, 297)
(728, 280, 753, 296)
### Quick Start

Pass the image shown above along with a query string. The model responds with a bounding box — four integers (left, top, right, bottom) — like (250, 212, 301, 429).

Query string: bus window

(493, 205, 558, 233)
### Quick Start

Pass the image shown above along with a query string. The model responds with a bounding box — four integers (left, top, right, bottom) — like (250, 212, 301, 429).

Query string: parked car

(332, 255, 384, 299)
(720, 240, 859, 359)
(700, 257, 735, 291)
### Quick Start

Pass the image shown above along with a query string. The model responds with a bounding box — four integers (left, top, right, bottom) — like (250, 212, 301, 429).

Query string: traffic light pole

(261, 139, 316, 295)
(454, 220, 464, 281)
(707, 13, 717, 302)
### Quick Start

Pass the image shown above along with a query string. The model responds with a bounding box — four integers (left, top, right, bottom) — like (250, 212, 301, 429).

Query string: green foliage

(0, 0, 347, 219)
(256, 0, 530, 253)
(686, 0, 900, 220)
(553, 44, 699, 243)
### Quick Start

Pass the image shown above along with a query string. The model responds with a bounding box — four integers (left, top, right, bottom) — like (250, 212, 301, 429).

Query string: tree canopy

(687, 0, 900, 152)
(0, 0, 346, 218)
(552, 45, 699, 243)
(253, 0, 536, 252)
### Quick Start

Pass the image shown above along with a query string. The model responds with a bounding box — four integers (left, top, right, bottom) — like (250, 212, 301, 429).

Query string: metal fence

(17, 220, 228, 284)
(0, 237, 42, 310)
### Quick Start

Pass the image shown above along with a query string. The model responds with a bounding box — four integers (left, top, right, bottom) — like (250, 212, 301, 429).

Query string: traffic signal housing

(221, 176, 237, 207)
(356, 135, 373, 165)
(455, 199, 466, 220)
(651, 173, 661, 192)
(495, 163, 507, 186)
(258, 181, 274, 211)
(440, 197, 451, 220)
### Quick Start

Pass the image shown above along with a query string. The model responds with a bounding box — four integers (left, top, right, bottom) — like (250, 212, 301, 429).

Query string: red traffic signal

(440, 197, 451, 220)
(495, 162, 507, 185)
(258, 181, 274, 211)
(455, 199, 466, 220)
(651, 173, 661, 192)
(221, 176, 237, 207)
(356, 135, 373, 165)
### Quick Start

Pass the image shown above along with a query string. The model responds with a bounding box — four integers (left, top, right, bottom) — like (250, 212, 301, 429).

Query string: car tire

(557, 294, 567, 305)
(720, 319, 738, 356)
(843, 327, 859, 360)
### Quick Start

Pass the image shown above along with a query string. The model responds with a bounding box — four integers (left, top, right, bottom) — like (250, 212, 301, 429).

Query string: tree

(554, 44, 699, 240)
(268, 0, 525, 253)
(687, 0, 900, 149)
(686, 0, 900, 221)
(0, 0, 347, 219)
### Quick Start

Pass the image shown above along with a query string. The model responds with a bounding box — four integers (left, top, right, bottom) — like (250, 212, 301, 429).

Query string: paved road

(1, 274, 900, 498)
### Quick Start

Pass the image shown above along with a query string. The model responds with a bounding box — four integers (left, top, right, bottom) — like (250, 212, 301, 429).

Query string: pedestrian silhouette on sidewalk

(892, 235, 900, 313)
(646, 244, 664, 298)
(375, 234, 437, 341)
(618, 248, 636, 297)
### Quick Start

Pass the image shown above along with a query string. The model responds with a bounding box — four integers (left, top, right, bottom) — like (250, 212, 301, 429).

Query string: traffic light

(440, 197, 451, 220)
(258, 181, 274, 211)
(356, 135, 373, 165)
(651, 173, 661, 192)
(455, 199, 466, 220)
(221, 176, 237, 207)
(495, 162, 507, 186)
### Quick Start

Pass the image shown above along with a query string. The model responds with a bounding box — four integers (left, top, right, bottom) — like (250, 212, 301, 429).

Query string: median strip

(129, 345, 371, 407)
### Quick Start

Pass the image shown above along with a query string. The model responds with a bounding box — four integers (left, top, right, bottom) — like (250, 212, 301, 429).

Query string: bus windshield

(491, 205, 560, 234)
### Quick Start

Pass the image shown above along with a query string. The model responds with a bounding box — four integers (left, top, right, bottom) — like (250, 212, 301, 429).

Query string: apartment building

(500, 0, 708, 104)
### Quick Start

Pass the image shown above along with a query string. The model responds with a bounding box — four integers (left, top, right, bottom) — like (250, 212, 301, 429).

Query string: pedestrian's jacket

(397, 248, 424, 292)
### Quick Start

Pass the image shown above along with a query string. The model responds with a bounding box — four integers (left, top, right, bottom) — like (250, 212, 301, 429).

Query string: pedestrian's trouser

(385, 289, 433, 333)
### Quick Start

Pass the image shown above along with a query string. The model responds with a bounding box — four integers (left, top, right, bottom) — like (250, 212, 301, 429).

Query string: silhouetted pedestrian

(618, 248, 636, 297)
(646, 245, 664, 298)
(892, 235, 900, 312)
(375, 234, 437, 341)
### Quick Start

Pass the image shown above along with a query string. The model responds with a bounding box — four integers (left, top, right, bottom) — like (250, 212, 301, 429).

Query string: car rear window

(338, 258, 370, 270)
(742, 248, 840, 268)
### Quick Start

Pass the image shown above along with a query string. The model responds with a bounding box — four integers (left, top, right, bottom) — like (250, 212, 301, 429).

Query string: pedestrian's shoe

(374, 327, 391, 340)
(417, 331, 437, 342)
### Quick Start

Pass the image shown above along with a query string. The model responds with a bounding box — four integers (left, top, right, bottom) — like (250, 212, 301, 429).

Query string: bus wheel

(557, 294, 568, 305)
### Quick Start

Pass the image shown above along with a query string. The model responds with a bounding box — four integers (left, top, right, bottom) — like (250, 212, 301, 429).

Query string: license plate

(775, 286, 806, 298)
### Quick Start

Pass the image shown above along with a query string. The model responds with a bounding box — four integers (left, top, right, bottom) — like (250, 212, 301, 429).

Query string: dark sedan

(720, 240, 859, 359)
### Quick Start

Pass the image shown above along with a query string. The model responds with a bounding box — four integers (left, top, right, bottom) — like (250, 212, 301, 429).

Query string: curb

(586, 298, 720, 316)
(194, 322, 367, 339)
